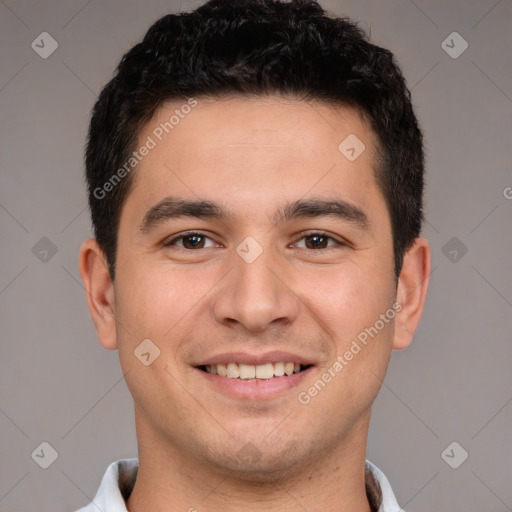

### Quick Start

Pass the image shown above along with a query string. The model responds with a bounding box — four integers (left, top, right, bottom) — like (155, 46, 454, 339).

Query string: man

(77, 0, 430, 510)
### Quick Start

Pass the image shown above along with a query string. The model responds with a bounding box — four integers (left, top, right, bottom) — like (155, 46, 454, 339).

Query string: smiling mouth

(197, 362, 313, 380)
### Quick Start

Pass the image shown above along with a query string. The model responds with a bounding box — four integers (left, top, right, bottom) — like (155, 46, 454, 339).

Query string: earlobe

(393, 237, 431, 350)
(78, 238, 118, 350)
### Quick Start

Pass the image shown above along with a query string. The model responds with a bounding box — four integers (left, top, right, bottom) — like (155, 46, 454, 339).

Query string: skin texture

(79, 96, 430, 512)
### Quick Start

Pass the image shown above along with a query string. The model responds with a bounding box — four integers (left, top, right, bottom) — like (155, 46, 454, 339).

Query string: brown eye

(164, 232, 217, 249)
(293, 232, 339, 250)
(181, 234, 206, 249)
(304, 234, 330, 249)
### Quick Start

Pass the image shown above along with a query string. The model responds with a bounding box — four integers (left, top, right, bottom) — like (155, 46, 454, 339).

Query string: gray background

(0, 1, 511, 511)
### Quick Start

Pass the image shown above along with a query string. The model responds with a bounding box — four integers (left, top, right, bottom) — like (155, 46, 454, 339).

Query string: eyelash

(163, 230, 346, 250)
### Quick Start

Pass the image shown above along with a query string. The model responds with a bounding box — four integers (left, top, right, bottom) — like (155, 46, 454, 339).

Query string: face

(106, 96, 400, 478)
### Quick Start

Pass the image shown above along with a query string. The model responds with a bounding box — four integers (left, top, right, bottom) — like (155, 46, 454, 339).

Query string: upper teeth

(206, 362, 301, 379)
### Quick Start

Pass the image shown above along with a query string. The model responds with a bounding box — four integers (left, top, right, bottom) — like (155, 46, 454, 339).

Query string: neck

(126, 409, 375, 512)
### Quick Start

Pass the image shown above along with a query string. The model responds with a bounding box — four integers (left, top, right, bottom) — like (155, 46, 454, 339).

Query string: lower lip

(195, 367, 313, 400)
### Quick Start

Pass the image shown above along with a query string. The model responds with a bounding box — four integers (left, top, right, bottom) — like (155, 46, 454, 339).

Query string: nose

(211, 245, 300, 333)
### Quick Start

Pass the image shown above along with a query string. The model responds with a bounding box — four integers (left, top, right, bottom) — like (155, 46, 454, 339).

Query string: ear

(393, 237, 431, 350)
(78, 238, 118, 350)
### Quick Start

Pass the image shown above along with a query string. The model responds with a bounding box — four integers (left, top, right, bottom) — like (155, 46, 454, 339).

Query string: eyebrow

(139, 196, 369, 233)
(140, 198, 226, 233)
(274, 198, 369, 229)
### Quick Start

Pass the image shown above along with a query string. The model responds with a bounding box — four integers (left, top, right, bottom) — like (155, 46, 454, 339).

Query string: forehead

(146, 95, 377, 159)
(122, 95, 385, 227)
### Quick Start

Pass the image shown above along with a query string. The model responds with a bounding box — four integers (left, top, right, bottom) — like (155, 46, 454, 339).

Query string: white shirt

(75, 458, 404, 512)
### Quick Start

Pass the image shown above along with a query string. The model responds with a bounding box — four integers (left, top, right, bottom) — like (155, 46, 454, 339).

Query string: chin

(203, 440, 309, 484)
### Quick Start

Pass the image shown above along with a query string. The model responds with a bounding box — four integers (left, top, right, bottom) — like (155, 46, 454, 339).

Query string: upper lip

(194, 350, 315, 367)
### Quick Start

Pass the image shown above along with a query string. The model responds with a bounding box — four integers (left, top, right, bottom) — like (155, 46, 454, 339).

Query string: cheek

(299, 261, 396, 402)
(114, 257, 219, 350)
(301, 262, 395, 343)
(295, 267, 395, 429)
